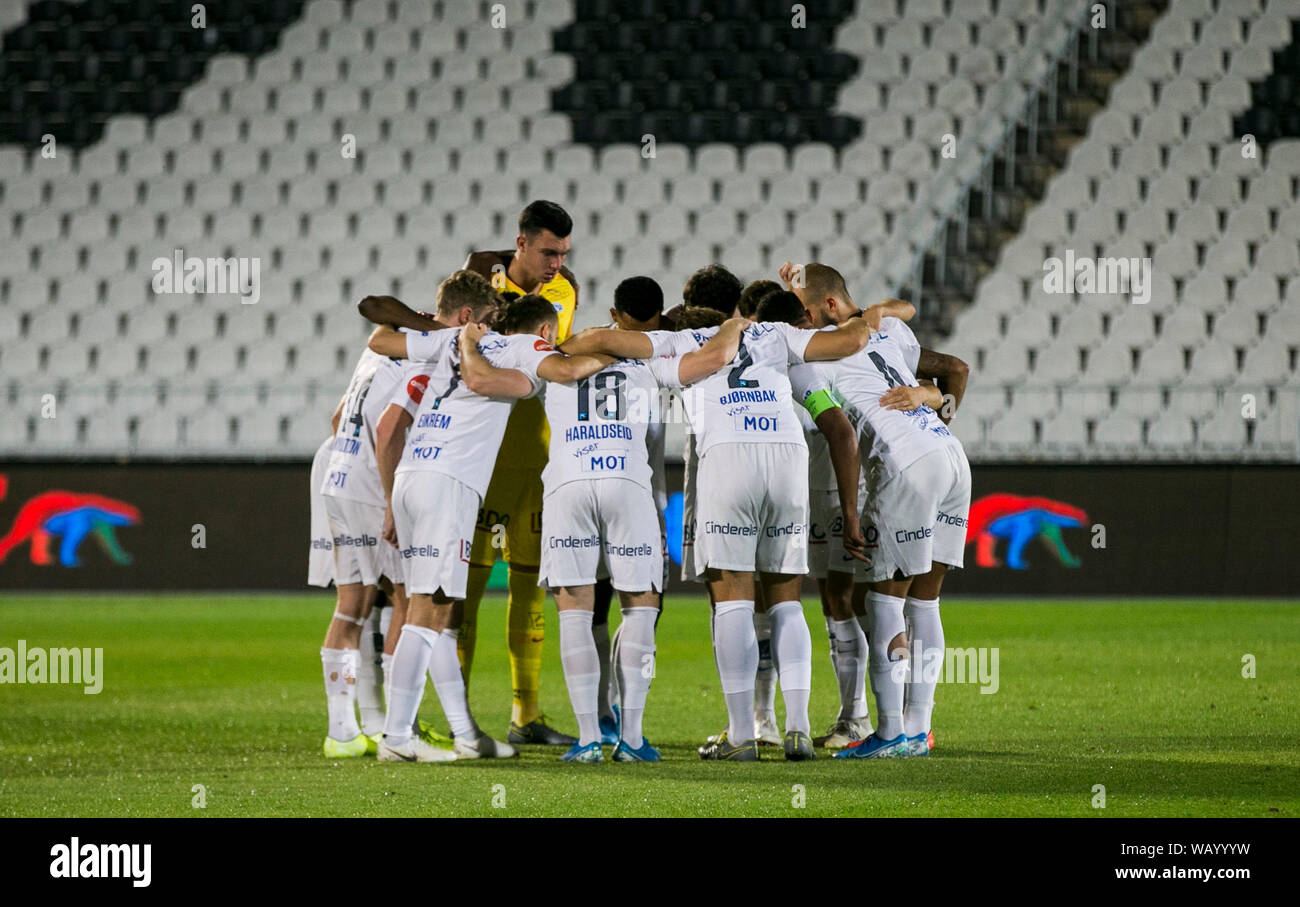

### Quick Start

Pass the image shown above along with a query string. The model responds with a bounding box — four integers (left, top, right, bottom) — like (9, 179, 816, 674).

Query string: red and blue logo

(965, 493, 1089, 570)
(0, 475, 141, 567)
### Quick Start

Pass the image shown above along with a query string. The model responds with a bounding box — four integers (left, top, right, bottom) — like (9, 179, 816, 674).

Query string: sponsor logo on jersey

(476, 509, 510, 530)
(584, 454, 627, 472)
(733, 412, 780, 432)
(896, 526, 934, 543)
(400, 544, 440, 558)
(310, 537, 333, 551)
(410, 445, 441, 460)
(406, 374, 429, 403)
(534, 338, 554, 351)
(765, 522, 805, 538)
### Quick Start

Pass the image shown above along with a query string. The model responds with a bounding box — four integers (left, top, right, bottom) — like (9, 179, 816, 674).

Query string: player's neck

(507, 256, 544, 293)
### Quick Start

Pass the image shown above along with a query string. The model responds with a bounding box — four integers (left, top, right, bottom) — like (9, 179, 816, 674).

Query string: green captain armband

(801, 388, 840, 420)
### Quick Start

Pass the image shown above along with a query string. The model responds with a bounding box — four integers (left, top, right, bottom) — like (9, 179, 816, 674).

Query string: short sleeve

(789, 362, 841, 419)
(404, 329, 445, 363)
(883, 317, 922, 374)
(649, 329, 704, 358)
(646, 355, 683, 389)
(389, 366, 431, 417)
(495, 333, 557, 396)
(773, 322, 815, 364)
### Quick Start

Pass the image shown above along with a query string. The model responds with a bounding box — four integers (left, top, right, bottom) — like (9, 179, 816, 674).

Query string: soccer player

(467, 299, 746, 763)
(460, 200, 580, 746)
(565, 308, 877, 761)
(785, 262, 971, 760)
(754, 290, 910, 749)
(370, 295, 610, 762)
(589, 276, 672, 745)
(736, 279, 782, 319)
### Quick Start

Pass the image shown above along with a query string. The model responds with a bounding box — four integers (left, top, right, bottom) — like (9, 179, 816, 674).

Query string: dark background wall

(0, 462, 1296, 595)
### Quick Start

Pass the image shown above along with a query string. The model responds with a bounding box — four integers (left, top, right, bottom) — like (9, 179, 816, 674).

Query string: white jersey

(321, 348, 409, 508)
(788, 361, 841, 493)
(824, 316, 957, 474)
(390, 328, 554, 497)
(652, 321, 814, 457)
(540, 330, 678, 495)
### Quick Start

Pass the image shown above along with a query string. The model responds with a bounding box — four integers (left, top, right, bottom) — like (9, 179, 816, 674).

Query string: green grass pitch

(1, 594, 1296, 818)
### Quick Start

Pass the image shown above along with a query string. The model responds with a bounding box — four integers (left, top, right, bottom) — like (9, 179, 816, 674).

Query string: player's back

(828, 317, 958, 473)
(662, 322, 811, 456)
(540, 356, 663, 494)
(396, 328, 545, 496)
(323, 348, 407, 506)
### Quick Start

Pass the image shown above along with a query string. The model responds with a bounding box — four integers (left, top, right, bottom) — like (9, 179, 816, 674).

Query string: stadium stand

(0, 0, 1295, 462)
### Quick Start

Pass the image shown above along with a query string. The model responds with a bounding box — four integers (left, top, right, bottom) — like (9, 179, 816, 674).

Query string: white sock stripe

(331, 611, 367, 627)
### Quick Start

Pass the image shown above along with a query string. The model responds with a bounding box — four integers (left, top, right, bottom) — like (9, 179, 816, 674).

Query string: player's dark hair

(755, 290, 806, 325)
(498, 293, 559, 335)
(673, 306, 729, 329)
(613, 276, 664, 322)
(682, 264, 742, 315)
(738, 279, 782, 318)
(802, 262, 850, 302)
(519, 200, 573, 239)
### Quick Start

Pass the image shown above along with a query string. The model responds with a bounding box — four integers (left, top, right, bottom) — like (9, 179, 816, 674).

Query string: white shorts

(679, 429, 700, 583)
(808, 472, 868, 581)
(861, 442, 971, 582)
(540, 478, 664, 592)
(694, 442, 809, 577)
(307, 439, 335, 588)
(391, 471, 478, 598)
(324, 494, 403, 587)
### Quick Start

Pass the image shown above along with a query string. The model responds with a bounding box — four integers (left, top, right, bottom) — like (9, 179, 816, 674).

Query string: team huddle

(309, 200, 972, 764)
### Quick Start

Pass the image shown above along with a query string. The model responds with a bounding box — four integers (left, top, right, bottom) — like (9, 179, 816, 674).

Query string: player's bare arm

(375, 402, 412, 547)
(879, 382, 945, 414)
(674, 317, 747, 385)
(559, 327, 654, 359)
(366, 324, 412, 358)
(457, 323, 537, 398)
(817, 406, 868, 562)
(536, 351, 616, 384)
(357, 294, 442, 332)
(803, 317, 874, 361)
(915, 348, 970, 422)
(858, 298, 916, 330)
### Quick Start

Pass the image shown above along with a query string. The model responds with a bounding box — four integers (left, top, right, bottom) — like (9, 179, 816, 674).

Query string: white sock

(558, 610, 601, 746)
(713, 600, 758, 743)
(616, 606, 657, 746)
(867, 592, 907, 741)
(428, 628, 476, 740)
(768, 601, 812, 734)
(321, 647, 362, 741)
(356, 607, 386, 735)
(379, 603, 392, 638)
(904, 596, 943, 737)
(593, 618, 613, 721)
(608, 620, 624, 714)
(381, 652, 393, 708)
(381, 627, 438, 745)
(855, 612, 872, 721)
(753, 610, 777, 720)
(831, 617, 869, 720)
